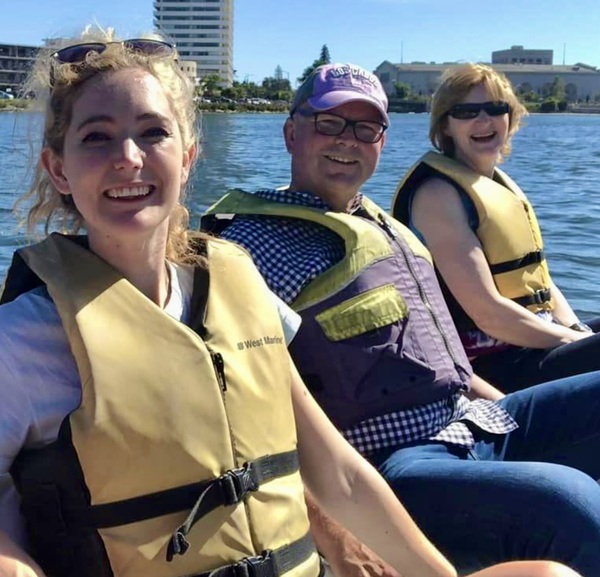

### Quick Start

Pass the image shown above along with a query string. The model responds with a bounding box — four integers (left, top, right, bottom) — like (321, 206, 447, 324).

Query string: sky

(1, 0, 599, 86)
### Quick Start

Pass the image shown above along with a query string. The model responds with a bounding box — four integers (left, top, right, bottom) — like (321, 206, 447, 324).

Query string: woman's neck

(87, 230, 171, 308)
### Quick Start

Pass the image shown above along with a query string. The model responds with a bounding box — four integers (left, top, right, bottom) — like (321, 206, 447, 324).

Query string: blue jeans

(370, 371, 600, 576)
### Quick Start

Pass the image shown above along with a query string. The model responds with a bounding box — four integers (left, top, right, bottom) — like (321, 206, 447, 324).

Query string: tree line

(197, 45, 332, 108)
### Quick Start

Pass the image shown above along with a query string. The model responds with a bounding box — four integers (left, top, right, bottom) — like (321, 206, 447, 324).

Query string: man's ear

(283, 117, 295, 154)
(41, 148, 71, 195)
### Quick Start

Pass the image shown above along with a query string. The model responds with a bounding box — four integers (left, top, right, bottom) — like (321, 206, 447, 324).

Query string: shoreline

(3, 101, 600, 115)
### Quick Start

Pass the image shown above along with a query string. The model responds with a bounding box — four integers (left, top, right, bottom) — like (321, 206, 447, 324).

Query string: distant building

(0, 40, 202, 94)
(492, 45, 553, 65)
(0, 43, 40, 93)
(154, 0, 234, 87)
(178, 59, 199, 86)
(376, 61, 600, 102)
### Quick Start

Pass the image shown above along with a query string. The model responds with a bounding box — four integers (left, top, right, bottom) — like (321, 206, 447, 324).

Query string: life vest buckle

(514, 287, 552, 307)
(233, 550, 277, 577)
(220, 463, 259, 506)
(531, 288, 551, 305)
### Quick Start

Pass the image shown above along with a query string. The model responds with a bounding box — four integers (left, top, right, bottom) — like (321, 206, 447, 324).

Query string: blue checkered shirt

(220, 188, 517, 457)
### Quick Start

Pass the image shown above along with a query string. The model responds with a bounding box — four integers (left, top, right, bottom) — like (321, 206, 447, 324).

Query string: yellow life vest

(392, 151, 554, 314)
(8, 234, 319, 577)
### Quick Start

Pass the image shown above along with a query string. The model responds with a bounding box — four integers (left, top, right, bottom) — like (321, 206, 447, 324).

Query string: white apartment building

(153, 0, 234, 86)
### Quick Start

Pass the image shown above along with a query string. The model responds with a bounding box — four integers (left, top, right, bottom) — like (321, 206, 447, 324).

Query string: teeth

(328, 155, 354, 164)
(106, 186, 151, 198)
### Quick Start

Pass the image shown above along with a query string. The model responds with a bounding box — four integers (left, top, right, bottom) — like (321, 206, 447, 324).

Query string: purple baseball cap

(290, 63, 390, 125)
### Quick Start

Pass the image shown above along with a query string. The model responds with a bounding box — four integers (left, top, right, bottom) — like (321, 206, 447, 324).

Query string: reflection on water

(191, 112, 291, 216)
(1, 111, 599, 317)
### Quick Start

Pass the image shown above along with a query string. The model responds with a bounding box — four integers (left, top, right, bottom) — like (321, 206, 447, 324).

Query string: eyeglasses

(447, 101, 510, 120)
(51, 39, 175, 64)
(294, 110, 387, 143)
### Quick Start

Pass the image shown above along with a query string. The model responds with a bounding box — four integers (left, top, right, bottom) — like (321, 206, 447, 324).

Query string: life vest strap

(488, 250, 544, 275)
(21, 450, 299, 536)
(166, 450, 300, 561)
(191, 532, 317, 577)
(513, 287, 552, 307)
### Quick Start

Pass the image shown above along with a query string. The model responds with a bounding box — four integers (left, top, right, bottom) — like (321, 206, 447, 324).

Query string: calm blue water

(1, 111, 600, 317)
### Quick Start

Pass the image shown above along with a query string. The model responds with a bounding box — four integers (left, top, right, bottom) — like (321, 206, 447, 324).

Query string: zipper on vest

(374, 212, 463, 370)
(209, 349, 227, 391)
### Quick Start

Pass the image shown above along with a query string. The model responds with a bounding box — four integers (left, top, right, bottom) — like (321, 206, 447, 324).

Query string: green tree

(298, 44, 332, 84)
(549, 75, 566, 101)
(565, 83, 577, 103)
(242, 80, 265, 99)
(521, 91, 539, 103)
(394, 81, 411, 99)
(198, 74, 222, 98)
(221, 81, 246, 101)
(319, 44, 331, 64)
(515, 82, 533, 96)
(540, 99, 558, 113)
(262, 75, 292, 101)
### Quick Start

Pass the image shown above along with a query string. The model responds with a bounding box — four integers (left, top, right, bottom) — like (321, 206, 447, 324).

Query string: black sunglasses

(51, 39, 175, 64)
(49, 39, 176, 88)
(294, 110, 388, 144)
(447, 101, 510, 120)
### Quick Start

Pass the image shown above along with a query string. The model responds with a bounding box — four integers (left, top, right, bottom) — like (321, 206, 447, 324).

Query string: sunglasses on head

(49, 39, 175, 88)
(51, 38, 175, 64)
(447, 101, 510, 120)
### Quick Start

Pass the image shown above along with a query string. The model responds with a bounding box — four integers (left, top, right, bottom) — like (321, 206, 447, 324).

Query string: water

(1, 111, 600, 317)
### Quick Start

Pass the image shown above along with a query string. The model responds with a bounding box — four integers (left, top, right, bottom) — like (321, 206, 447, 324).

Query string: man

(202, 63, 600, 575)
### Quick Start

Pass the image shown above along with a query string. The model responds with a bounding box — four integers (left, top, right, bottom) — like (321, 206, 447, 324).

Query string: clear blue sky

(1, 0, 599, 86)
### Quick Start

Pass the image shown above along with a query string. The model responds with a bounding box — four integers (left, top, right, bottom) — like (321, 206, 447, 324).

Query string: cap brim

(307, 90, 390, 125)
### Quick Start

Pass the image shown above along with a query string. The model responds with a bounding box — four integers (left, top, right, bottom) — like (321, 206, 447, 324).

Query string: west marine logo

(237, 335, 284, 351)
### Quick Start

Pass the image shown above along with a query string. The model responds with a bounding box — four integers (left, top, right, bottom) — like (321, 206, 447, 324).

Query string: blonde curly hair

(18, 25, 208, 265)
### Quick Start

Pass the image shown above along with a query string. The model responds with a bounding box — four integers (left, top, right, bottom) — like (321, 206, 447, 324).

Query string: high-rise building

(153, 0, 234, 86)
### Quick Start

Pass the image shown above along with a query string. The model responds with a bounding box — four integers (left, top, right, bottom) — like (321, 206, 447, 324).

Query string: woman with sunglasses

(392, 63, 600, 392)
(0, 28, 582, 577)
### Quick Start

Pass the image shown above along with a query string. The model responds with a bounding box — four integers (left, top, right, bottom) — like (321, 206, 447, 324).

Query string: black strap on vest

(22, 450, 298, 539)
(191, 532, 316, 577)
(487, 250, 552, 308)
(513, 287, 553, 307)
(188, 238, 210, 338)
(488, 250, 545, 275)
(165, 451, 299, 561)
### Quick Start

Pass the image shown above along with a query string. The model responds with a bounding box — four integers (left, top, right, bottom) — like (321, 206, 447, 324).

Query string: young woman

(393, 63, 600, 392)
(0, 34, 580, 577)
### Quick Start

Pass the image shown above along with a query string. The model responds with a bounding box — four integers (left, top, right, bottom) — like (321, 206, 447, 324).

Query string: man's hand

(305, 490, 401, 577)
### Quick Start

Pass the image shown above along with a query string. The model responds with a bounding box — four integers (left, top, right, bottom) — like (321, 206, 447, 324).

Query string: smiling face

(42, 67, 194, 252)
(443, 84, 509, 176)
(284, 101, 385, 211)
